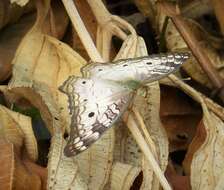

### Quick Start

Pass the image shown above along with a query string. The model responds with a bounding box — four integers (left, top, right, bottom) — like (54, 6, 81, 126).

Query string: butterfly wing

(82, 52, 189, 84)
(59, 76, 133, 157)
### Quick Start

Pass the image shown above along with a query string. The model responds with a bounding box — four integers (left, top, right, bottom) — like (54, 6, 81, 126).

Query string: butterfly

(59, 52, 190, 157)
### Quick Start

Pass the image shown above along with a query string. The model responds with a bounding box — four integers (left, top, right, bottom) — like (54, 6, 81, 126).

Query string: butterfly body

(60, 52, 190, 157)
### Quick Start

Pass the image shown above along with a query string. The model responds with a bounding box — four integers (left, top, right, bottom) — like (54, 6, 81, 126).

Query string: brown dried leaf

(0, 105, 46, 190)
(0, 105, 38, 160)
(212, 0, 224, 36)
(160, 86, 201, 151)
(0, 13, 35, 82)
(184, 110, 224, 189)
(165, 162, 191, 190)
(167, 75, 224, 189)
(0, 0, 34, 30)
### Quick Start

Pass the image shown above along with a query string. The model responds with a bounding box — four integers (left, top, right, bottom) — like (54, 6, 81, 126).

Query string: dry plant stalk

(157, 1, 224, 102)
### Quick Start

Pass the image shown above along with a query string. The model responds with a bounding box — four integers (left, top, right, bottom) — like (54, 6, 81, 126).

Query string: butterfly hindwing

(60, 76, 133, 157)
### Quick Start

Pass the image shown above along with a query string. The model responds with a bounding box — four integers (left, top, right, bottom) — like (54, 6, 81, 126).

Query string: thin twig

(168, 74, 224, 121)
(125, 112, 172, 190)
(132, 106, 158, 159)
(61, 0, 103, 62)
(157, 1, 224, 103)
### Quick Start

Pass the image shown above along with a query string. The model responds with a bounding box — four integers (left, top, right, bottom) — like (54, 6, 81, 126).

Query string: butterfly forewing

(60, 76, 133, 157)
(82, 52, 189, 83)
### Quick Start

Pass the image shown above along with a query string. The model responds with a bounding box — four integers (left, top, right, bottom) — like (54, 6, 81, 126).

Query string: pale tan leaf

(75, 129, 114, 190)
(111, 35, 169, 190)
(55, 1, 171, 189)
(0, 139, 14, 190)
(0, 105, 38, 161)
(185, 111, 224, 189)
(110, 162, 141, 190)
(0, 106, 46, 190)
(134, 84, 169, 190)
(8, 7, 86, 132)
(47, 129, 87, 190)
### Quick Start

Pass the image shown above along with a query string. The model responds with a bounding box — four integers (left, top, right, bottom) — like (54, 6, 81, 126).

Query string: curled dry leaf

(0, 139, 14, 190)
(0, 0, 69, 82)
(183, 109, 224, 189)
(62, 0, 169, 188)
(8, 0, 86, 133)
(74, 129, 114, 189)
(166, 74, 224, 189)
(0, 105, 38, 160)
(47, 129, 87, 190)
(110, 162, 141, 190)
(133, 84, 169, 190)
(0, 105, 46, 190)
(0, 139, 44, 190)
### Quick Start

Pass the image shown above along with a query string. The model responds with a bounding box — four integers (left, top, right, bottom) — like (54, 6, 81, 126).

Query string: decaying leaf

(0, 105, 38, 160)
(165, 162, 191, 190)
(166, 74, 224, 189)
(183, 106, 224, 189)
(47, 129, 87, 190)
(160, 86, 202, 151)
(0, 13, 35, 82)
(0, 105, 46, 190)
(0, 0, 35, 30)
(110, 162, 141, 190)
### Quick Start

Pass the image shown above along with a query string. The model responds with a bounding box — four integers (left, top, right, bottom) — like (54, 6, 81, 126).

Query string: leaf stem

(61, 0, 103, 62)
(125, 112, 172, 190)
